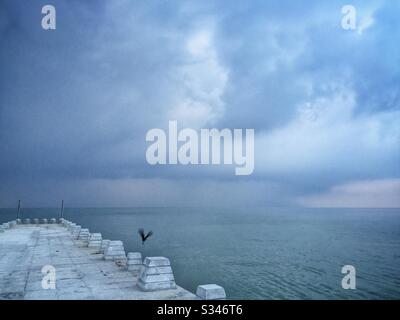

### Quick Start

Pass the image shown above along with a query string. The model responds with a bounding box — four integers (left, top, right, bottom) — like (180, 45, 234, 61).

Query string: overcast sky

(0, 0, 399, 207)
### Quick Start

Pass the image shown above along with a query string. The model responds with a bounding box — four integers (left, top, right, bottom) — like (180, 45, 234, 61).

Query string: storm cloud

(0, 0, 399, 207)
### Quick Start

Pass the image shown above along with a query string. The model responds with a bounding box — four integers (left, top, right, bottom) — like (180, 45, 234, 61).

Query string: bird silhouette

(138, 228, 153, 245)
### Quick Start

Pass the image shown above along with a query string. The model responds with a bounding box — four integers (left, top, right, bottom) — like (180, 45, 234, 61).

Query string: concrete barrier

(100, 239, 110, 254)
(196, 284, 226, 300)
(0, 218, 209, 299)
(127, 252, 142, 273)
(78, 228, 90, 246)
(104, 240, 127, 266)
(70, 223, 77, 232)
(71, 225, 81, 239)
(88, 233, 102, 249)
(0, 218, 205, 300)
(68, 223, 76, 232)
(137, 257, 176, 291)
(0, 221, 197, 300)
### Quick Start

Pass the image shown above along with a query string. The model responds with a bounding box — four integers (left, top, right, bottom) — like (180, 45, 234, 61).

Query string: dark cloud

(0, 0, 399, 207)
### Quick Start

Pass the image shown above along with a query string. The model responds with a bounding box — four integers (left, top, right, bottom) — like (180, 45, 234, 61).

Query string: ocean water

(1, 207, 399, 300)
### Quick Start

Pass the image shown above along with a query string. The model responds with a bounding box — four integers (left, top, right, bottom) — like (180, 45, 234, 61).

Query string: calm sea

(1, 207, 399, 299)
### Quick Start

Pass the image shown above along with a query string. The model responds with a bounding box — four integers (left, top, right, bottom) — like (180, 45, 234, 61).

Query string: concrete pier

(104, 240, 127, 266)
(137, 257, 176, 291)
(196, 284, 226, 300)
(127, 252, 142, 273)
(71, 225, 81, 239)
(0, 222, 196, 300)
(88, 233, 102, 249)
(67, 222, 76, 232)
(100, 239, 110, 254)
(77, 228, 90, 246)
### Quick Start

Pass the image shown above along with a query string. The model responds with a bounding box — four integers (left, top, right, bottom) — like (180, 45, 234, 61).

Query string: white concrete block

(33, 218, 39, 225)
(88, 233, 102, 249)
(127, 252, 142, 272)
(137, 256, 176, 292)
(141, 273, 175, 283)
(68, 223, 76, 232)
(196, 284, 226, 300)
(24, 219, 30, 224)
(41, 218, 48, 224)
(128, 252, 142, 259)
(71, 226, 81, 239)
(104, 240, 127, 265)
(78, 228, 90, 245)
(140, 266, 173, 275)
(143, 257, 171, 267)
(50, 218, 57, 224)
(100, 239, 110, 254)
(138, 281, 177, 291)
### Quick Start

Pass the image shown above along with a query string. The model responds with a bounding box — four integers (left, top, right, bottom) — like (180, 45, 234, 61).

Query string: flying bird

(138, 228, 153, 245)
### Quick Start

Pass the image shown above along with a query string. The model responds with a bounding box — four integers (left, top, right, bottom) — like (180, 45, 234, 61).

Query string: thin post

(60, 200, 64, 219)
(17, 200, 21, 219)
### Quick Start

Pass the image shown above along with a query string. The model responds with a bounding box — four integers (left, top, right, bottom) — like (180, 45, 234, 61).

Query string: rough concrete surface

(0, 225, 196, 300)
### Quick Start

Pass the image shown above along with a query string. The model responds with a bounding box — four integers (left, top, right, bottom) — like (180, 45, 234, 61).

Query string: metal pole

(17, 200, 21, 219)
(60, 200, 64, 219)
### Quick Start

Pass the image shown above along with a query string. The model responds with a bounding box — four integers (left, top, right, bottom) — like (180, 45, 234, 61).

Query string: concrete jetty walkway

(0, 224, 196, 300)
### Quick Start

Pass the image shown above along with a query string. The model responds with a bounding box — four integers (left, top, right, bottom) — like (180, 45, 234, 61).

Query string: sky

(0, 0, 399, 207)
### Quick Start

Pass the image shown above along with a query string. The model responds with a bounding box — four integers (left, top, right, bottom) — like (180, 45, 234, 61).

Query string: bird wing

(138, 228, 145, 241)
(144, 230, 153, 240)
